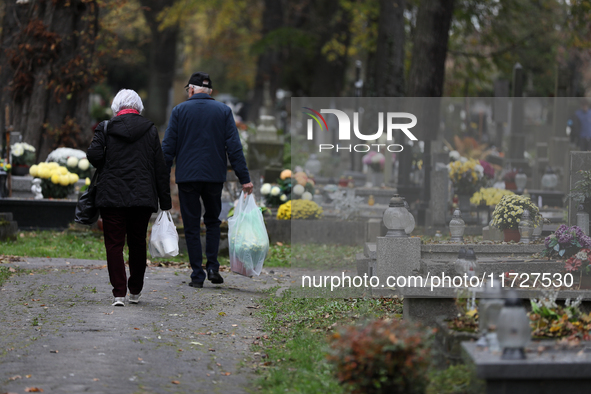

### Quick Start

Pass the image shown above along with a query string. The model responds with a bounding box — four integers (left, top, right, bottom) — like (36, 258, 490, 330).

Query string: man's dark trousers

(178, 182, 224, 283)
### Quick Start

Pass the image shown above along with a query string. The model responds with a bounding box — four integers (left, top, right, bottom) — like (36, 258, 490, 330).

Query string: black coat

(87, 114, 172, 212)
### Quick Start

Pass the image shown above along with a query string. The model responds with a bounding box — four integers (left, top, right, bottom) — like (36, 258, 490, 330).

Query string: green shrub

(328, 318, 433, 394)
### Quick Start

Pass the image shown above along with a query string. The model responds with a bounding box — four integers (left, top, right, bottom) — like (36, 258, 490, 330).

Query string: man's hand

(242, 182, 254, 195)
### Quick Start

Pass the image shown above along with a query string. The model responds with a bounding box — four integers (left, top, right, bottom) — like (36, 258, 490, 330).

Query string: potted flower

(10, 142, 36, 175)
(46, 147, 93, 179)
(542, 225, 591, 288)
(0, 158, 10, 197)
(470, 187, 514, 207)
(29, 162, 79, 199)
(448, 158, 486, 211)
(491, 194, 540, 242)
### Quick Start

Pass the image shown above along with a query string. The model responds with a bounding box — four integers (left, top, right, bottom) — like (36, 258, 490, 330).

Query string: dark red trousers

(100, 207, 153, 297)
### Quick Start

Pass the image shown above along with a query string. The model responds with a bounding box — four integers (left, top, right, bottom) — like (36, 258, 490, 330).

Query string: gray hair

(111, 89, 144, 114)
(189, 84, 212, 95)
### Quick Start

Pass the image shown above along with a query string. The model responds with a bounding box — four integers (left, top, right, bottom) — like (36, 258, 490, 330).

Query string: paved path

(0, 257, 292, 394)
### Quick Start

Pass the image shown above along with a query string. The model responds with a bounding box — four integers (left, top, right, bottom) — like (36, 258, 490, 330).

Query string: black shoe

(207, 269, 224, 284)
(189, 281, 203, 288)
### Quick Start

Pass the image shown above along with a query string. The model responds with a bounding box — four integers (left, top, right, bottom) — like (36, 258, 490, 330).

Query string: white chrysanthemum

(11, 145, 24, 157)
(260, 183, 272, 195)
(459, 156, 468, 163)
(293, 184, 305, 196)
(78, 158, 90, 170)
(280, 194, 287, 202)
(474, 164, 484, 175)
(449, 150, 461, 161)
(271, 186, 281, 196)
(301, 191, 313, 200)
(66, 156, 79, 168)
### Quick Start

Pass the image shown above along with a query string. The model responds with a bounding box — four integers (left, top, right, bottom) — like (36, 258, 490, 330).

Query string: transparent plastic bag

(149, 211, 179, 258)
(228, 192, 269, 276)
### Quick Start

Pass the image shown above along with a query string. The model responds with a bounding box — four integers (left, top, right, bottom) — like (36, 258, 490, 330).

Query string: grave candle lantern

(383, 194, 414, 237)
(497, 292, 531, 360)
(540, 166, 558, 190)
(449, 209, 466, 243)
(518, 209, 534, 244)
(515, 169, 527, 192)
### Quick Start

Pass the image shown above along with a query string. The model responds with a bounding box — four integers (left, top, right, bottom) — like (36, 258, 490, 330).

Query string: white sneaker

(129, 293, 141, 304)
(112, 297, 125, 306)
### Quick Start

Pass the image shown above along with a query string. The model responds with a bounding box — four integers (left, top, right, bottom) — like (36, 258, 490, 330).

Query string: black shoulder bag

(74, 120, 108, 225)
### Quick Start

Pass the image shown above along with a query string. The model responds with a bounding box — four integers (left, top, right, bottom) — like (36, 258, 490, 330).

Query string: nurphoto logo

(302, 107, 418, 153)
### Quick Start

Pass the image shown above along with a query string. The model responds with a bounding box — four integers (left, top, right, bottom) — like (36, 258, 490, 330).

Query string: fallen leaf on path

(190, 342, 203, 346)
(209, 348, 215, 352)
(92, 378, 100, 381)
(105, 311, 113, 315)
(231, 324, 237, 327)
(276, 242, 283, 246)
(222, 372, 231, 376)
(178, 349, 183, 352)
(138, 358, 143, 361)
(8, 375, 21, 380)
(25, 375, 31, 378)
(24, 388, 43, 392)
(171, 380, 180, 384)
(50, 350, 58, 353)
(134, 328, 140, 330)
(218, 312, 226, 316)
(8, 267, 16, 273)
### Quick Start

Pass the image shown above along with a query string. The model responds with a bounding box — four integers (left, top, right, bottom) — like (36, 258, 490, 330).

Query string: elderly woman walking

(87, 89, 171, 306)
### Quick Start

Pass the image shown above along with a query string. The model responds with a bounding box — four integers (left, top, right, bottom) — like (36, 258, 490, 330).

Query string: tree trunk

(310, 0, 351, 97)
(407, 0, 454, 98)
(247, 0, 284, 123)
(140, 0, 179, 128)
(0, 0, 100, 162)
(374, 0, 406, 97)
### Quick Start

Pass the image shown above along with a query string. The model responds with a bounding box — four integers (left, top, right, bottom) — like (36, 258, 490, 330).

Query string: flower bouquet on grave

(10, 142, 36, 167)
(542, 225, 591, 259)
(0, 158, 11, 173)
(447, 158, 486, 196)
(29, 162, 79, 199)
(362, 151, 385, 172)
(491, 194, 540, 230)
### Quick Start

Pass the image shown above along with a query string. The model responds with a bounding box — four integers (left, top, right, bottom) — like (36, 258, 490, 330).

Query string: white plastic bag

(149, 211, 179, 258)
(228, 192, 269, 276)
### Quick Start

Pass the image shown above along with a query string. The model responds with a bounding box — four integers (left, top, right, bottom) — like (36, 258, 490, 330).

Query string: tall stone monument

(247, 81, 284, 182)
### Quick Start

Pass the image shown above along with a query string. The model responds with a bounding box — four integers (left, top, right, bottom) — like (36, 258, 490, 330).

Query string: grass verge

(253, 289, 403, 393)
(0, 230, 298, 268)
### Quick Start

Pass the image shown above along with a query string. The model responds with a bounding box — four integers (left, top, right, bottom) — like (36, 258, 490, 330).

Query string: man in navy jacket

(162, 72, 253, 288)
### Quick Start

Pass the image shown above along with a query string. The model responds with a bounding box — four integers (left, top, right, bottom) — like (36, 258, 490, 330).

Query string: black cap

(466, 248, 476, 260)
(185, 72, 213, 89)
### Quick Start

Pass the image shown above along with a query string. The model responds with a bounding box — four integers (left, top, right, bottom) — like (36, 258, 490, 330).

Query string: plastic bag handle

(235, 191, 247, 214)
